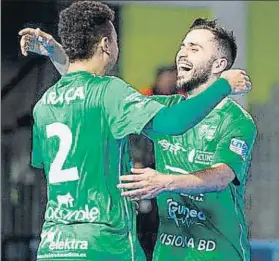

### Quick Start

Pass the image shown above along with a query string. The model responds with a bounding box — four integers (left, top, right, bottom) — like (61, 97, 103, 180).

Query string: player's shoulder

(105, 76, 132, 89)
(222, 98, 256, 129)
(151, 94, 185, 106)
(83, 73, 113, 89)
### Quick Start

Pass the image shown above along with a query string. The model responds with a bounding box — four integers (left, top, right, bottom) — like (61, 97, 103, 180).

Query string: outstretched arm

(151, 69, 251, 135)
(19, 28, 252, 137)
(19, 28, 69, 75)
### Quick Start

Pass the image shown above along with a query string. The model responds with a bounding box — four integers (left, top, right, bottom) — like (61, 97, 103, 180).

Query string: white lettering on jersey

(42, 86, 85, 105)
(158, 140, 186, 155)
(229, 138, 248, 160)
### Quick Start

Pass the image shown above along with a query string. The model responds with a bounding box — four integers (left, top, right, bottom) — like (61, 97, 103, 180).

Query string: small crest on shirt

(229, 138, 248, 160)
(205, 126, 217, 141)
(199, 124, 217, 141)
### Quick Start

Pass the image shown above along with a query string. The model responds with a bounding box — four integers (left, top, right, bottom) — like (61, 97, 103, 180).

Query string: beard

(177, 60, 214, 93)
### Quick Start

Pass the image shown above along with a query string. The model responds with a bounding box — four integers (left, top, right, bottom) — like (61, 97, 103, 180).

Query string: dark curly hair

(189, 18, 237, 70)
(58, 1, 115, 62)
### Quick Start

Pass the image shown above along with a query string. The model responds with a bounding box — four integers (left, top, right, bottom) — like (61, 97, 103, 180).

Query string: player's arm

(19, 28, 252, 137)
(164, 120, 257, 194)
(118, 119, 257, 200)
(103, 73, 251, 139)
(19, 28, 69, 75)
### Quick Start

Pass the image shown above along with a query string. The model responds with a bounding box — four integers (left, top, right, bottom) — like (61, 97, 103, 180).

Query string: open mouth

(178, 63, 193, 72)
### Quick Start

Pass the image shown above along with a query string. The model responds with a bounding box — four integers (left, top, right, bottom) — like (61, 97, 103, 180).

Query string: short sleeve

(102, 78, 165, 139)
(31, 123, 43, 169)
(212, 118, 257, 185)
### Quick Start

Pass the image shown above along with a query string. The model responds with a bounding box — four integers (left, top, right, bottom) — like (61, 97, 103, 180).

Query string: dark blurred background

(2, 1, 279, 261)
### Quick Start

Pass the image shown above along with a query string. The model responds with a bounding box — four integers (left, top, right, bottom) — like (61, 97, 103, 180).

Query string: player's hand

(118, 168, 169, 200)
(19, 28, 57, 56)
(19, 28, 69, 75)
(220, 69, 252, 95)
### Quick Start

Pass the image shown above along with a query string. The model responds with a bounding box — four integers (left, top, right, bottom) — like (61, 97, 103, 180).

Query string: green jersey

(149, 95, 257, 261)
(31, 71, 164, 261)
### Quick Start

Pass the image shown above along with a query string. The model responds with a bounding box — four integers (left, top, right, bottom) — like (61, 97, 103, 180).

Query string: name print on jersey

(41, 86, 85, 105)
(45, 193, 100, 223)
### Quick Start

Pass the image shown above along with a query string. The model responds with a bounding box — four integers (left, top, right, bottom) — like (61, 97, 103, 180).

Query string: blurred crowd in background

(1, 1, 279, 261)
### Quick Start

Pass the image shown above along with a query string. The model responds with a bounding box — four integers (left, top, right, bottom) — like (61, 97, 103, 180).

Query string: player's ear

(100, 37, 111, 56)
(212, 58, 227, 74)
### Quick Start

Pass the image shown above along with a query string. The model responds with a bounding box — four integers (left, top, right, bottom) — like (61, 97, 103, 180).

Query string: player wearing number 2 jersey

(32, 72, 165, 261)
(27, 3, 252, 261)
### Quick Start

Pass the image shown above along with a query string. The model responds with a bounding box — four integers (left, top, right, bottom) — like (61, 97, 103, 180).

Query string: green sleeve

(31, 123, 44, 169)
(149, 94, 185, 106)
(102, 77, 165, 139)
(142, 95, 184, 139)
(152, 79, 231, 135)
(212, 118, 257, 184)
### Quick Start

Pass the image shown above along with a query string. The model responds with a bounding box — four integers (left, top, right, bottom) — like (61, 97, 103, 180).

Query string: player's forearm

(50, 55, 69, 75)
(152, 78, 231, 135)
(49, 41, 69, 75)
(163, 164, 235, 194)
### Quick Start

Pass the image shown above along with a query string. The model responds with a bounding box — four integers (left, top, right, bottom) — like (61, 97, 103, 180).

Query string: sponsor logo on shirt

(158, 140, 186, 155)
(188, 149, 214, 165)
(199, 124, 217, 141)
(159, 232, 216, 251)
(57, 193, 74, 208)
(167, 199, 206, 228)
(45, 193, 100, 223)
(39, 228, 88, 260)
(229, 138, 248, 160)
(41, 228, 89, 252)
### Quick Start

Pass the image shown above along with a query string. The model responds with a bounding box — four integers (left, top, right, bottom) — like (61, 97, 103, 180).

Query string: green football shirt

(31, 71, 164, 261)
(149, 95, 257, 261)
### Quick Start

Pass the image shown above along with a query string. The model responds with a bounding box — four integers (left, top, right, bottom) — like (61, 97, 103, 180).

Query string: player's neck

(67, 58, 106, 76)
(188, 76, 218, 97)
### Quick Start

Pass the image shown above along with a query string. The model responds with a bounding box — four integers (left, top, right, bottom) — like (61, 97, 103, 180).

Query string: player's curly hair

(58, 1, 115, 62)
(189, 18, 237, 70)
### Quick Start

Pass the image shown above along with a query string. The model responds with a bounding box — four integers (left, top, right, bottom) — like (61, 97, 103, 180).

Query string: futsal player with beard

(119, 18, 257, 261)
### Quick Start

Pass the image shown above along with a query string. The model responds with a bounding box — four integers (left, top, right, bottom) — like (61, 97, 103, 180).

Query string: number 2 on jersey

(46, 122, 79, 184)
